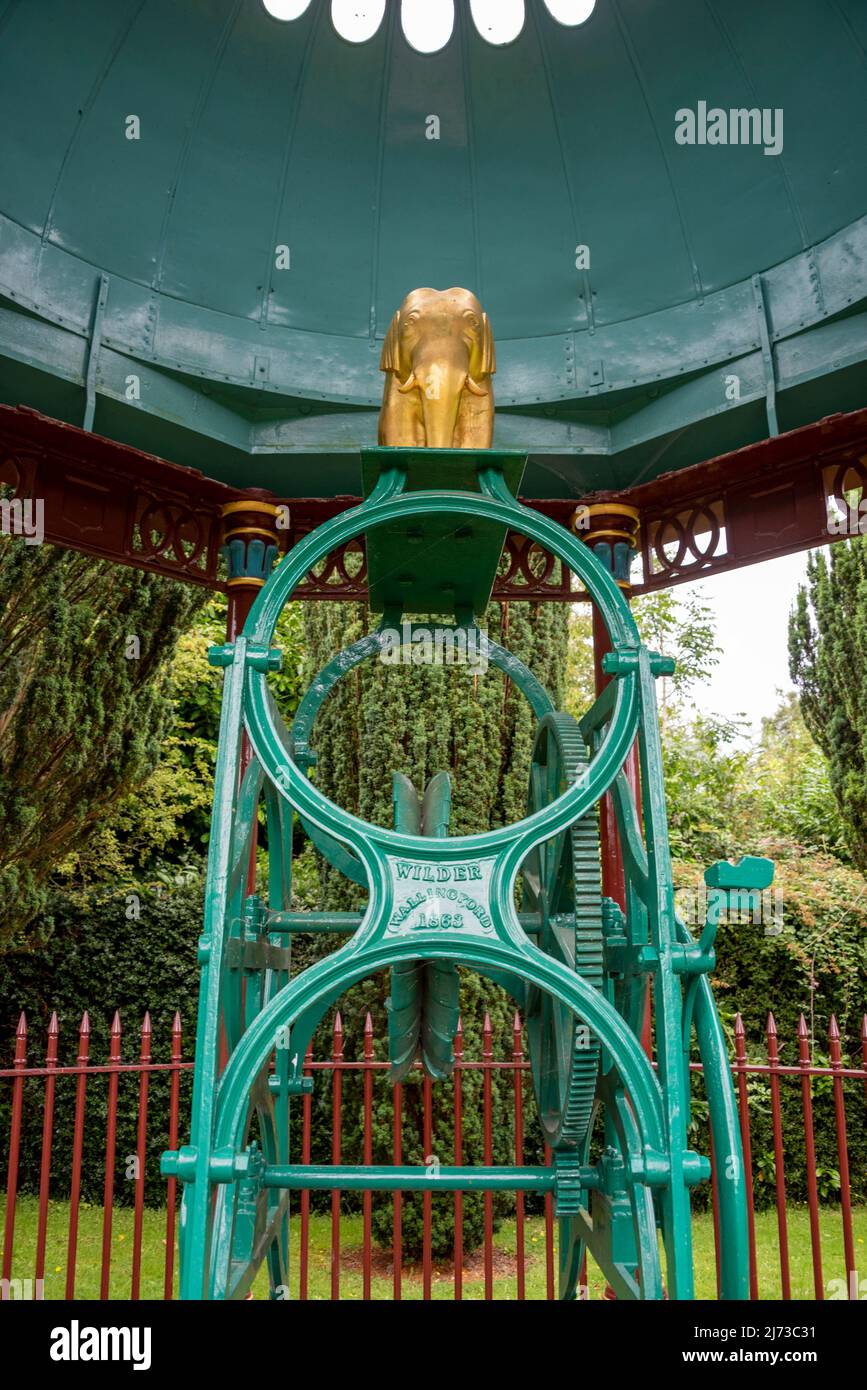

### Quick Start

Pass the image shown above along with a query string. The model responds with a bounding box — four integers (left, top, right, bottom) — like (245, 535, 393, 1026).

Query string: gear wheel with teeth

(521, 711, 604, 1152)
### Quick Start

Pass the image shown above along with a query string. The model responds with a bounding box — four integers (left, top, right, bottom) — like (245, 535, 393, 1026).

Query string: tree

(0, 535, 204, 947)
(634, 587, 720, 714)
(789, 543, 867, 869)
(662, 710, 753, 861)
(46, 592, 306, 892)
(750, 692, 847, 859)
(564, 587, 720, 723)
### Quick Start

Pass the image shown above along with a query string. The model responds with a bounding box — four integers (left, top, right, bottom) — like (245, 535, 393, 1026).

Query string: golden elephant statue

(378, 287, 496, 449)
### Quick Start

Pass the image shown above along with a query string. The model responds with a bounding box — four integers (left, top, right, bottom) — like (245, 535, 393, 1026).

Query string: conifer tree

(789, 541, 867, 869)
(0, 536, 204, 946)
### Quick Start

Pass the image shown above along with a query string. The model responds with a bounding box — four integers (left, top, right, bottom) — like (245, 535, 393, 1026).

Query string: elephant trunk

(412, 351, 469, 449)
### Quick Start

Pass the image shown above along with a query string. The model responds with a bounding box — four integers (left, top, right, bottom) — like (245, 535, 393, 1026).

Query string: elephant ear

(380, 310, 401, 373)
(480, 312, 496, 377)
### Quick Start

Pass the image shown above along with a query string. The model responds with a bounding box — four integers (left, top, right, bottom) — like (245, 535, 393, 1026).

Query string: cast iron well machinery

(163, 446, 763, 1300)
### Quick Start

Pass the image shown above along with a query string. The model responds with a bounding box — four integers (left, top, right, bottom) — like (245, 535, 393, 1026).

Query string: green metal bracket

(360, 449, 526, 616)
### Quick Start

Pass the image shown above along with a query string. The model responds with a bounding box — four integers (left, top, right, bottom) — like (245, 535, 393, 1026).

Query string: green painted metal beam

(362, 448, 525, 615)
(262, 1165, 567, 1195)
(266, 910, 543, 934)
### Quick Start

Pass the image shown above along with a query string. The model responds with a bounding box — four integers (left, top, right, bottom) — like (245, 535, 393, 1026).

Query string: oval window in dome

(401, 0, 455, 54)
(262, 0, 312, 21)
(470, 0, 524, 45)
(544, 0, 596, 25)
(331, 0, 386, 42)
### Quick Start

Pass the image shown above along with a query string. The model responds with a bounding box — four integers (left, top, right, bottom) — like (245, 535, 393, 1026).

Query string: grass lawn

(2, 1196, 864, 1300)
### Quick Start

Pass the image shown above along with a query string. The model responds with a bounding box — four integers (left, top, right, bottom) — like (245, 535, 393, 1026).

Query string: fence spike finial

(80, 1010, 91, 1035)
(172, 1011, 182, 1034)
(141, 1011, 152, 1034)
(512, 1010, 523, 1061)
(46, 1012, 60, 1064)
(734, 1012, 745, 1037)
(766, 1012, 777, 1036)
(796, 1014, 811, 1065)
(364, 1011, 373, 1036)
(13, 1011, 28, 1065)
(828, 1014, 841, 1042)
(111, 1010, 121, 1033)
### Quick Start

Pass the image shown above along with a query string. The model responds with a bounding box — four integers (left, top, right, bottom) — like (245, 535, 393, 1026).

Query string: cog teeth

(525, 712, 606, 1153)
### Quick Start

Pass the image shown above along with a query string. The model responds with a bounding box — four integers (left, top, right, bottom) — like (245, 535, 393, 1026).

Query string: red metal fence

(2, 1007, 865, 1300)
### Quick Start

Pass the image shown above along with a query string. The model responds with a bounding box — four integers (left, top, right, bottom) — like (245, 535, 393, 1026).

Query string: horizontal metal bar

(266, 911, 364, 933)
(0, 1061, 195, 1079)
(300, 1059, 530, 1072)
(3, 1059, 865, 1081)
(262, 1164, 568, 1194)
(267, 911, 542, 934)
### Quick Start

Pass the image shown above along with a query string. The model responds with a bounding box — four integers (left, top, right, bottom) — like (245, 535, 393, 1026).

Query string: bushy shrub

(0, 880, 202, 1208)
(675, 851, 867, 1211)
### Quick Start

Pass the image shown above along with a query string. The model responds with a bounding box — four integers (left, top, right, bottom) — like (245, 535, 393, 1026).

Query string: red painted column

(577, 502, 649, 1302)
(576, 503, 651, 1056)
(221, 494, 284, 884)
(218, 494, 284, 1069)
(221, 493, 284, 642)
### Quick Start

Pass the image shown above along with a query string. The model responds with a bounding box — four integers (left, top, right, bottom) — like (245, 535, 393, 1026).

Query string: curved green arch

(212, 933, 665, 1159)
(243, 481, 640, 884)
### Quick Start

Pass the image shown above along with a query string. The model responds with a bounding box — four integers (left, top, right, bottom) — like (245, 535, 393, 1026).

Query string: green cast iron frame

(162, 449, 749, 1301)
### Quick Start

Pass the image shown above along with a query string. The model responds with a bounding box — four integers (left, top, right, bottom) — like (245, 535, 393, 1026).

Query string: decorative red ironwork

(2, 1004, 865, 1301)
(0, 406, 234, 588)
(294, 538, 368, 600)
(291, 529, 574, 602)
(643, 500, 726, 586)
(132, 499, 213, 577)
(633, 408, 867, 592)
(824, 454, 867, 529)
(5, 403, 867, 602)
(280, 411, 867, 601)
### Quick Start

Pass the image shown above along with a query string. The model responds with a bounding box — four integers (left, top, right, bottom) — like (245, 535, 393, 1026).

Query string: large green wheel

(521, 712, 604, 1153)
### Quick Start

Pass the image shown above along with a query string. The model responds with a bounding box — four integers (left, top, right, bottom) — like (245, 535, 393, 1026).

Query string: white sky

(678, 551, 810, 736)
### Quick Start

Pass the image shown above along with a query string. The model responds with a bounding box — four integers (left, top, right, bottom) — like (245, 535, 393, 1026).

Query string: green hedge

(676, 850, 867, 1211)
(0, 878, 534, 1258)
(0, 881, 202, 1209)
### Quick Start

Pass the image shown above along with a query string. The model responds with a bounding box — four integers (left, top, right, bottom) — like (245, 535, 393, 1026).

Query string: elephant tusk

(396, 371, 417, 394)
(465, 375, 487, 397)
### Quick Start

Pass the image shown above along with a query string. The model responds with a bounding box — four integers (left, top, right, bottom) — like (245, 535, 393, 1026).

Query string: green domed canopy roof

(1, 0, 865, 497)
